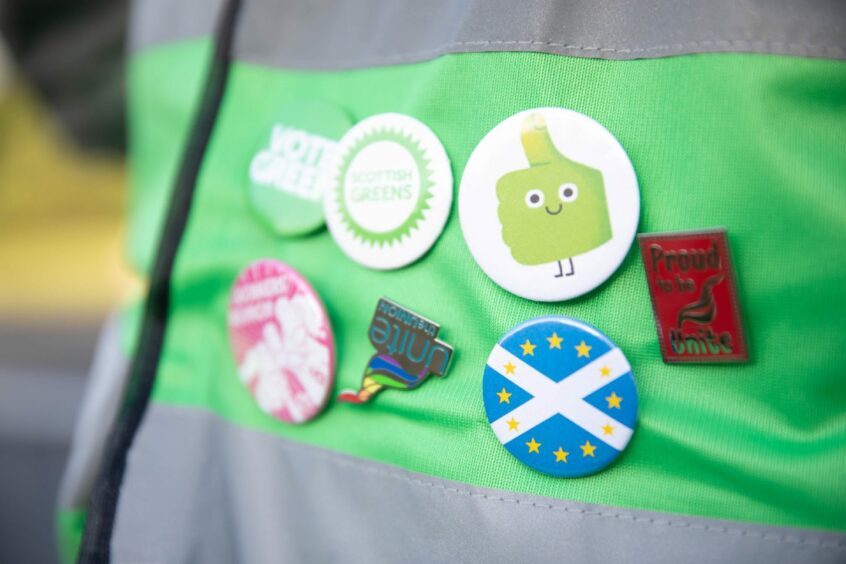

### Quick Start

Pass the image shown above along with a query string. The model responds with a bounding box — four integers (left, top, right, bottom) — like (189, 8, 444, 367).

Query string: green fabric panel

(131, 46, 846, 530)
(56, 508, 85, 564)
(126, 39, 214, 275)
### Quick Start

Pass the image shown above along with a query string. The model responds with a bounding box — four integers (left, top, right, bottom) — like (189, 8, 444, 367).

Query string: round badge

(228, 259, 335, 423)
(483, 316, 637, 477)
(323, 113, 453, 270)
(459, 108, 640, 301)
(248, 99, 353, 236)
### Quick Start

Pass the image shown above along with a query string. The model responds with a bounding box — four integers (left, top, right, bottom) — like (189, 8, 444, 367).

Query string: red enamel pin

(638, 229, 749, 363)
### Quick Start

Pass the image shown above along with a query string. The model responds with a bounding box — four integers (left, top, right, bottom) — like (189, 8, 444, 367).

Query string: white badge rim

(459, 107, 640, 302)
(323, 113, 453, 270)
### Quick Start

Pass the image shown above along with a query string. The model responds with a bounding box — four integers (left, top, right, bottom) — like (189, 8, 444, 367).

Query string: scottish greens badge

(337, 298, 453, 404)
(323, 113, 453, 270)
(483, 316, 638, 477)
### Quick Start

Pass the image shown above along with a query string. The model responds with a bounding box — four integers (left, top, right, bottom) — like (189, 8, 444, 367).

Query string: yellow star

(600, 365, 611, 377)
(506, 417, 520, 431)
(580, 440, 597, 457)
(606, 391, 623, 409)
(575, 340, 592, 358)
(602, 423, 615, 436)
(526, 437, 541, 454)
(496, 388, 512, 404)
(553, 447, 569, 463)
(503, 361, 516, 375)
(520, 340, 536, 356)
(546, 332, 563, 349)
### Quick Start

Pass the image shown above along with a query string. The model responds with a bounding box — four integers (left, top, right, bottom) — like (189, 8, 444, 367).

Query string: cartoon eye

(559, 183, 578, 203)
(525, 189, 544, 208)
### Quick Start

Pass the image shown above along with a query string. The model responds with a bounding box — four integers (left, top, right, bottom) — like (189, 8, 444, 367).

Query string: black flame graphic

(677, 274, 725, 327)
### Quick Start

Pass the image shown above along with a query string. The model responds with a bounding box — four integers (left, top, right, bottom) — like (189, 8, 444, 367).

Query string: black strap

(77, 0, 242, 560)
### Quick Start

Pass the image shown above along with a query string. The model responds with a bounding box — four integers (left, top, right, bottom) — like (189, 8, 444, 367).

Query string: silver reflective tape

(234, 0, 846, 68)
(112, 404, 846, 564)
(131, 0, 846, 63)
(130, 0, 225, 52)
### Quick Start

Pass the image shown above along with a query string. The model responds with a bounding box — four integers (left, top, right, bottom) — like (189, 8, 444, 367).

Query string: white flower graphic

(238, 293, 329, 422)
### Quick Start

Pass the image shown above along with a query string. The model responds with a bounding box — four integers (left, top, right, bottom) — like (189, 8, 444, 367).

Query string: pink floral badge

(228, 259, 335, 423)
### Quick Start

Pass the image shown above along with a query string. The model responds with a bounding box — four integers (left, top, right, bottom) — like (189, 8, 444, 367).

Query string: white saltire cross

(487, 345, 633, 450)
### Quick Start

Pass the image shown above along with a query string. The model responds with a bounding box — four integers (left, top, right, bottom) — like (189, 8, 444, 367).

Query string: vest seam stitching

(240, 38, 846, 68)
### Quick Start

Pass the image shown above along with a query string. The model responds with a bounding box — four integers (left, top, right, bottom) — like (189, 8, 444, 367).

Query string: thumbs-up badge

(459, 108, 640, 302)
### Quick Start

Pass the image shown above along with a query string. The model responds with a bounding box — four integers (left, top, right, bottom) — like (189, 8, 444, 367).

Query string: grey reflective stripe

(233, 0, 846, 68)
(112, 404, 846, 564)
(57, 313, 130, 509)
(131, 0, 846, 63)
(129, 0, 224, 52)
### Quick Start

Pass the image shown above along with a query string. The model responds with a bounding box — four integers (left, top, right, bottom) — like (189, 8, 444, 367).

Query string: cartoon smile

(545, 203, 563, 215)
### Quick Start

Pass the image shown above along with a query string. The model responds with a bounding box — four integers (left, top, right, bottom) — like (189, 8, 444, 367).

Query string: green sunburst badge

(323, 113, 453, 270)
(333, 127, 434, 246)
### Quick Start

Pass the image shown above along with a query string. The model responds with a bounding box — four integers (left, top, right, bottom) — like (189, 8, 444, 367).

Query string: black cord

(77, 0, 242, 560)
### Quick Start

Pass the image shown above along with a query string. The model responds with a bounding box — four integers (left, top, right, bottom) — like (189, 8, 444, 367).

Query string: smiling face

(496, 113, 612, 266)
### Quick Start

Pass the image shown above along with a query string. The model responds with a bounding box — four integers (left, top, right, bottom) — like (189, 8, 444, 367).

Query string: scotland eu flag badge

(483, 316, 637, 477)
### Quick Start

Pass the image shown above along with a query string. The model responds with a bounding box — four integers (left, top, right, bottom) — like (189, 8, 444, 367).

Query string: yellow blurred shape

(0, 85, 140, 322)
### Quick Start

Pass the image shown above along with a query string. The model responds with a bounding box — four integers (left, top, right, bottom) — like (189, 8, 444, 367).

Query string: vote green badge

(248, 100, 353, 236)
(323, 113, 453, 270)
(459, 108, 640, 302)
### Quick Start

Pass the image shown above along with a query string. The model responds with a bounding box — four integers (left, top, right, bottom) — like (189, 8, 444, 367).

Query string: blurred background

(0, 29, 134, 562)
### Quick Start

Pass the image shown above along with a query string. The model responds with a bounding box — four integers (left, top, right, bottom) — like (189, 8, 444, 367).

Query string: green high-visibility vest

(60, 1, 846, 562)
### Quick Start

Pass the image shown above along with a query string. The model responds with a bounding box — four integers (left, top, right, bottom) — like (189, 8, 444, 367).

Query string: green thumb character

(496, 113, 612, 277)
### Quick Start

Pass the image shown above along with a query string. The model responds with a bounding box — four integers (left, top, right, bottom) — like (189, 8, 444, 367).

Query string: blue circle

(482, 316, 638, 477)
